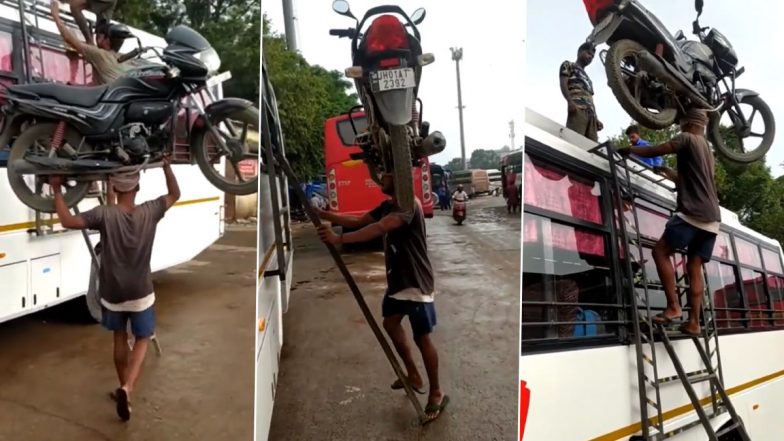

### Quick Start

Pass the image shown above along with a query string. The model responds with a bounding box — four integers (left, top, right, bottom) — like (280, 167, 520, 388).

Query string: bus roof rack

(588, 141, 677, 194)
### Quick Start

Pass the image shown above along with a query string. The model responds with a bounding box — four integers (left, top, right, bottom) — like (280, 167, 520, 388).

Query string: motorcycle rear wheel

(389, 125, 415, 213)
(193, 105, 259, 195)
(606, 39, 678, 130)
(709, 95, 775, 164)
(7, 122, 90, 213)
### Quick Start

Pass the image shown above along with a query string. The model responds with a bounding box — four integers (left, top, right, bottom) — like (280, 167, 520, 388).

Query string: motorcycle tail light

(379, 58, 401, 68)
(583, 0, 616, 25)
(365, 15, 409, 55)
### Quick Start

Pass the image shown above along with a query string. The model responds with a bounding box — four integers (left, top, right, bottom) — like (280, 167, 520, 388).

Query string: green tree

(262, 15, 357, 179)
(469, 149, 501, 170)
(115, 0, 260, 102)
(446, 157, 465, 171)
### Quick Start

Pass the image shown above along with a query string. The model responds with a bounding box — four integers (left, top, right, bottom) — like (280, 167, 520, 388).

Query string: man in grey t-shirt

(314, 173, 449, 422)
(49, 158, 180, 421)
(619, 108, 720, 336)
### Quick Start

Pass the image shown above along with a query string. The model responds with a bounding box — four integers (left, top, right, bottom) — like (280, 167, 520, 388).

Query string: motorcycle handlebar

(329, 28, 356, 38)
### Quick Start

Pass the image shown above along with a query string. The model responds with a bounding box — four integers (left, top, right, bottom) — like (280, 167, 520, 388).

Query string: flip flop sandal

(678, 324, 702, 338)
(115, 388, 131, 422)
(423, 395, 450, 425)
(390, 378, 426, 395)
(652, 313, 677, 325)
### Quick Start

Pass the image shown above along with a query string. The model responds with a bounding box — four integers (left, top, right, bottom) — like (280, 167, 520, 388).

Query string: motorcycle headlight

(195, 47, 221, 75)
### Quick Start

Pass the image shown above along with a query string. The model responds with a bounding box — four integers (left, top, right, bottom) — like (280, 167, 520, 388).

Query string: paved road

(269, 196, 521, 441)
(0, 227, 255, 441)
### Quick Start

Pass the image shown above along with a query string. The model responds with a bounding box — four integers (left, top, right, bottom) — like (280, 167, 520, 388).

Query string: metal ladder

(589, 142, 750, 441)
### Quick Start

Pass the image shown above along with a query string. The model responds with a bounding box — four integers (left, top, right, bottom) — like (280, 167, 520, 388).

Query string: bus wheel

(389, 125, 415, 212)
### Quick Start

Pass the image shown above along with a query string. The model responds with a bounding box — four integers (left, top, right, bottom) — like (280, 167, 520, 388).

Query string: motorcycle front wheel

(606, 39, 678, 130)
(389, 125, 415, 213)
(7, 122, 90, 213)
(193, 105, 259, 195)
(709, 95, 775, 164)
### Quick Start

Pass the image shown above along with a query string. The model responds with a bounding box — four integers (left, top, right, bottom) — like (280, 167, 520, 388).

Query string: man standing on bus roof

(47, 157, 180, 421)
(560, 42, 604, 141)
(314, 174, 450, 422)
(617, 108, 720, 336)
(51, 0, 126, 85)
(626, 125, 663, 168)
(64, 0, 117, 46)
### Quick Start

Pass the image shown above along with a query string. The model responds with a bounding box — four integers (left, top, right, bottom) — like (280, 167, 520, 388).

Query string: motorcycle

(584, 0, 775, 164)
(452, 200, 466, 225)
(3, 25, 259, 213)
(329, 0, 446, 213)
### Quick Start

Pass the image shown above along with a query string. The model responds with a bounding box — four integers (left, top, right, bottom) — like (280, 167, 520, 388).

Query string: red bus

(324, 112, 434, 218)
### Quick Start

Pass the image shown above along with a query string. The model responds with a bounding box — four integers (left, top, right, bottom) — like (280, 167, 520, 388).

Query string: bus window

(522, 214, 616, 340)
(707, 261, 744, 329)
(524, 154, 603, 226)
(767, 276, 784, 326)
(714, 232, 734, 261)
(336, 116, 368, 146)
(625, 203, 668, 240)
(735, 237, 762, 269)
(762, 247, 783, 274)
(741, 269, 770, 328)
(0, 31, 12, 71)
(30, 45, 88, 84)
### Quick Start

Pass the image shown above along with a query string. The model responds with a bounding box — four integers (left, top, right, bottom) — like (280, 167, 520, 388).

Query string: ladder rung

(656, 370, 709, 386)
(687, 373, 716, 384)
(645, 397, 661, 410)
(716, 422, 742, 437)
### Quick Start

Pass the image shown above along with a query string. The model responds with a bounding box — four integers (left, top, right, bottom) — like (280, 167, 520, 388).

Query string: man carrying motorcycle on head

(616, 108, 720, 337)
(561, 42, 604, 141)
(47, 158, 180, 422)
(51, 0, 127, 85)
(315, 173, 449, 422)
(63, 0, 116, 46)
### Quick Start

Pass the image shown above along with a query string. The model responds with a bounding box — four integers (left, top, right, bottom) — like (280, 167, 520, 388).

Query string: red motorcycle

(452, 200, 466, 225)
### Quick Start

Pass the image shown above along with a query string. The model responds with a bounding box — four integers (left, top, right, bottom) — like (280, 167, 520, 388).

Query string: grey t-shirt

(672, 132, 721, 223)
(81, 197, 167, 304)
(369, 200, 434, 297)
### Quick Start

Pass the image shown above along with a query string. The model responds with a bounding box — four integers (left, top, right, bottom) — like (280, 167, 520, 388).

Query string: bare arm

(316, 209, 376, 229)
(318, 212, 407, 245)
(162, 158, 181, 210)
(654, 166, 679, 182)
(51, 0, 88, 54)
(560, 76, 575, 108)
(52, 179, 87, 229)
(630, 141, 678, 158)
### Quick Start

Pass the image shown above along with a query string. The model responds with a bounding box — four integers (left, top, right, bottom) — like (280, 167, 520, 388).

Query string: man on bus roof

(47, 157, 180, 421)
(560, 42, 604, 142)
(626, 124, 663, 168)
(618, 108, 720, 336)
(51, 0, 127, 85)
(314, 173, 450, 423)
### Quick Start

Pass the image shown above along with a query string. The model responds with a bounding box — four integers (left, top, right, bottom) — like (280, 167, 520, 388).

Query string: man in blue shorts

(49, 157, 180, 421)
(618, 108, 720, 336)
(315, 173, 449, 422)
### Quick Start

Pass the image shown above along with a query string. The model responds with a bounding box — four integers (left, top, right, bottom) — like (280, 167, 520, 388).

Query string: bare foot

(424, 390, 449, 422)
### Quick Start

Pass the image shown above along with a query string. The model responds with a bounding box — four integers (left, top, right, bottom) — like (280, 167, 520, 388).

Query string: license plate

(370, 68, 415, 93)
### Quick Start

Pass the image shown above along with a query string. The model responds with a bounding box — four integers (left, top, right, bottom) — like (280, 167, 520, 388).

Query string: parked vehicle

(585, 0, 775, 163)
(4, 24, 259, 213)
(329, 0, 446, 213)
(449, 169, 490, 197)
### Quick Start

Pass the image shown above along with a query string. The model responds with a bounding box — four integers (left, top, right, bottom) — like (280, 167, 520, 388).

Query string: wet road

(268, 195, 521, 441)
(0, 227, 255, 441)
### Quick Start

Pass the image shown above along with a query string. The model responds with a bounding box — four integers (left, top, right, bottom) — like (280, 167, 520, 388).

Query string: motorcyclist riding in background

(452, 185, 469, 202)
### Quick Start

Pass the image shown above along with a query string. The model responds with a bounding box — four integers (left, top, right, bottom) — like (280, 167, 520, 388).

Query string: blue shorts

(382, 296, 437, 338)
(663, 216, 717, 262)
(101, 306, 156, 338)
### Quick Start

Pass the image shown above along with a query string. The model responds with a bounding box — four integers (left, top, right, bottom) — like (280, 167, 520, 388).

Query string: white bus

(520, 109, 784, 441)
(0, 1, 226, 324)
(257, 58, 293, 441)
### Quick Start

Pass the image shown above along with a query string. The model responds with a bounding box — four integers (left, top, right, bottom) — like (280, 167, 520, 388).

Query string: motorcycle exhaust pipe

(418, 131, 446, 157)
(636, 51, 712, 110)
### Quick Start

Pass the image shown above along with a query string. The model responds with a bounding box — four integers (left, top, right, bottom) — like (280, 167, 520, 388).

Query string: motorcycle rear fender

(0, 112, 27, 150)
(195, 97, 254, 126)
(588, 12, 625, 46)
(374, 89, 414, 126)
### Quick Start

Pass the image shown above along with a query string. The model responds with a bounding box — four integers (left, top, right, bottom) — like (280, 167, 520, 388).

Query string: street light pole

(282, 0, 299, 51)
(450, 47, 467, 170)
(509, 120, 516, 151)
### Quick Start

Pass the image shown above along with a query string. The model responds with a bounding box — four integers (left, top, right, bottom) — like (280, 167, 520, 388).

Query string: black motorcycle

(329, 0, 445, 212)
(3, 25, 258, 213)
(585, 0, 774, 164)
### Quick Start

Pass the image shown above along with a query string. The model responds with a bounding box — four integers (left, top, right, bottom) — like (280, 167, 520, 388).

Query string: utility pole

(509, 120, 516, 151)
(450, 47, 467, 170)
(282, 0, 299, 51)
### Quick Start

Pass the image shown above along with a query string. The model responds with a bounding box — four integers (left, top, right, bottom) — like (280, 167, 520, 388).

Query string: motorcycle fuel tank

(102, 65, 176, 102)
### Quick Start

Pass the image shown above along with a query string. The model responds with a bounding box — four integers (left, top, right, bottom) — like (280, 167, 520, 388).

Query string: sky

(527, 0, 784, 176)
(263, 0, 526, 166)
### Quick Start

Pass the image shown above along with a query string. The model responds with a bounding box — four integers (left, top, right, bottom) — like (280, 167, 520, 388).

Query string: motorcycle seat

(7, 82, 108, 108)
